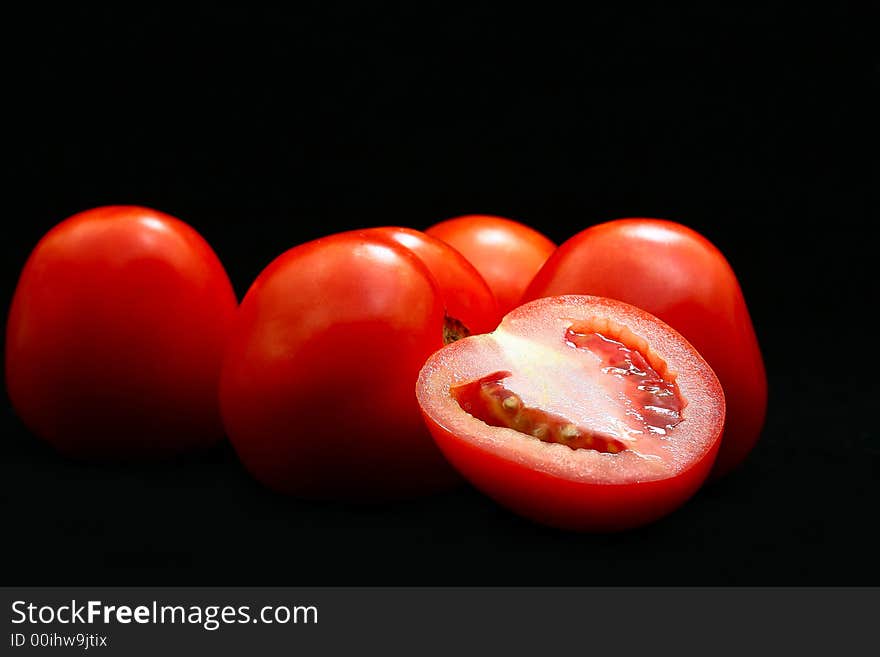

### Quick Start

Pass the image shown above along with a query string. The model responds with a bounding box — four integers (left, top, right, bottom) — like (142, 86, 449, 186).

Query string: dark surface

(3, 4, 876, 584)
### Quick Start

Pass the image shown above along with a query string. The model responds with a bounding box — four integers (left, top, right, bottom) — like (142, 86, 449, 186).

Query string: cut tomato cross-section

(416, 295, 725, 531)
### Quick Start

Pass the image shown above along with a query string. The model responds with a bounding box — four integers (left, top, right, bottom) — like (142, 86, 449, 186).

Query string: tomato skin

(425, 215, 556, 316)
(424, 431, 717, 531)
(416, 296, 725, 532)
(361, 227, 500, 333)
(5, 206, 238, 458)
(523, 219, 767, 477)
(220, 229, 480, 499)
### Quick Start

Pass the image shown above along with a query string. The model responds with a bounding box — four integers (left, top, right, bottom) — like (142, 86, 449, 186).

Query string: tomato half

(425, 214, 556, 315)
(416, 295, 725, 531)
(5, 206, 238, 458)
(523, 219, 767, 477)
(219, 228, 496, 498)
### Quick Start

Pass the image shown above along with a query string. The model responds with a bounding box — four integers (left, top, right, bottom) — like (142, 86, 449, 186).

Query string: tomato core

(450, 326, 684, 455)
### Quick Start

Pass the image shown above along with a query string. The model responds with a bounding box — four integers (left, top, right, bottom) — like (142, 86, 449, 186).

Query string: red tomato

(523, 219, 767, 477)
(425, 215, 556, 315)
(416, 295, 725, 531)
(5, 206, 238, 458)
(219, 228, 496, 499)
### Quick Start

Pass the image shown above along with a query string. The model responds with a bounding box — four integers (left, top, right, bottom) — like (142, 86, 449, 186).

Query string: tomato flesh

(451, 325, 685, 459)
(452, 371, 628, 454)
(565, 328, 684, 437)
(416, 295, 725, 531)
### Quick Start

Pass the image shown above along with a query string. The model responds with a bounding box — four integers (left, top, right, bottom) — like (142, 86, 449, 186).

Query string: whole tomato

(523, 218, 767, 477)
(5, 206, 238, 458)
(425, 215, 556, 315)
(219, 228, 496, 499)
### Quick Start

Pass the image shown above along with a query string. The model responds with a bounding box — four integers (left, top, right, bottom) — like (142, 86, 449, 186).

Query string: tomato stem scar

(442, 314, 471, 344)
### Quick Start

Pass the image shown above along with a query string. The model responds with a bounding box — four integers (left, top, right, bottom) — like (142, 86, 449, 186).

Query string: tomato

(5, 206, 238, 458)
(522, 218, 767, 477)
(219, 228, 496, 498)
(425, 214, 556, 315)
(416, 295, 725, 531)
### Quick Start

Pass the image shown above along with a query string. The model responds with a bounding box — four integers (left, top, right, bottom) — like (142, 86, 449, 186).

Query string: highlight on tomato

(219, 227, 497, 499)
(5, 206, 238, 458)
(416, 295, 725, 531)
(523, 218, 766, 478)
(425, 214, 556, 316)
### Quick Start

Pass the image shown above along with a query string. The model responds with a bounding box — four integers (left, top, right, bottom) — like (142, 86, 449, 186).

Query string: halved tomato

(416, 295, 725, 531)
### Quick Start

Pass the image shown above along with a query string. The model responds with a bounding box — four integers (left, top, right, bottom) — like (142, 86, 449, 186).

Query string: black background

(3, 4, 876, 584)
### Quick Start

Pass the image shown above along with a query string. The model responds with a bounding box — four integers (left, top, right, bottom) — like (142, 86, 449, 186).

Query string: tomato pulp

(416, 296, 725, 531)
(524, 219, 766, 477)
(5, 206, 238, 458)
(220, 228, 497, 499)
(425, 214, 556, 316)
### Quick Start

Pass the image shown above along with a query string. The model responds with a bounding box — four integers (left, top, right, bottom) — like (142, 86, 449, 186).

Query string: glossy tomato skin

(426, 434, 717, 531)
(5, 206, 238, 458)
(220, 229, 489, 499)
(361, 227, 500, 333)
(523, 219, 767, 477)
(416, 296, 725, 532)
(425, 215, 556, 316)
